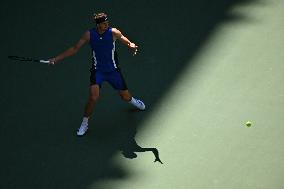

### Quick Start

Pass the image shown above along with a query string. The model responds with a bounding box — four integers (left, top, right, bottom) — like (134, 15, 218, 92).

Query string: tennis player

(48, 12, 145, 136)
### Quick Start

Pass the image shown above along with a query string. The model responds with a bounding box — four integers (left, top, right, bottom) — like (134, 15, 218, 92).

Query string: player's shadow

(92, 107, 163, 164)
(119, 123, 163, 164)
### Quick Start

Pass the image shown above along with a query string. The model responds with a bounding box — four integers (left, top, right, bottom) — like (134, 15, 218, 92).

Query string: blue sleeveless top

(89, 27, 118, 72)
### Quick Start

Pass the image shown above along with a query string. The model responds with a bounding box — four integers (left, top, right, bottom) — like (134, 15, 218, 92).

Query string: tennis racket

(8, 56, 50, 64)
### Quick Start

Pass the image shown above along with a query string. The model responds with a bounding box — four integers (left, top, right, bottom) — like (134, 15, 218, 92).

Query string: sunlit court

(1, 0, 284, 189)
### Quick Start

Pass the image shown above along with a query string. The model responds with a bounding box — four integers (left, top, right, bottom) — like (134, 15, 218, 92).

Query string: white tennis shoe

(132, 98, 146, 110)
(77, 123, 88, 136)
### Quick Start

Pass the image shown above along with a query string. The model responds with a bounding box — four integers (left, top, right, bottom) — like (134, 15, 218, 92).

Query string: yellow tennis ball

(246, 121, 252, 127)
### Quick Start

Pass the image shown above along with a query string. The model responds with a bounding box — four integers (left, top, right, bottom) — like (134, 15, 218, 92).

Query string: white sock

(82, 117, 89, 125)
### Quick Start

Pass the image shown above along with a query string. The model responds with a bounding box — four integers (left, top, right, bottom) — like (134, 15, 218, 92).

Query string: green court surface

(1, 0, 284, 189)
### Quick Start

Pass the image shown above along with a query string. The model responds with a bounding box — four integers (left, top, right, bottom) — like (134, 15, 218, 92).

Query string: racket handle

(40, 60, 50, 64)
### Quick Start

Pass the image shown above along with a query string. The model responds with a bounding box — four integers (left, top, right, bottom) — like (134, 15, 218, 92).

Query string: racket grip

(40, 60, 50, 64)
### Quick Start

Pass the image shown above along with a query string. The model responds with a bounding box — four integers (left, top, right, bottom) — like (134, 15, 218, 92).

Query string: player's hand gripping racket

(8, 56, 50, 64)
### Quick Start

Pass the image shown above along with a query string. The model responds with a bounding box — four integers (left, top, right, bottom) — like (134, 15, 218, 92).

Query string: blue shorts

(90, 69, 128, 90)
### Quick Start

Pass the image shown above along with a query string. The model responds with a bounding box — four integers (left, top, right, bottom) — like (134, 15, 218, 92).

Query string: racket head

(8, 56, 34, 61)
(8, 56, 49, 64)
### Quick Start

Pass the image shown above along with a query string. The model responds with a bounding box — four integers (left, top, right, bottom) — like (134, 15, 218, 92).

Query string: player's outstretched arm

(112, 28, 138, 55)
(49, 31, 90, 65)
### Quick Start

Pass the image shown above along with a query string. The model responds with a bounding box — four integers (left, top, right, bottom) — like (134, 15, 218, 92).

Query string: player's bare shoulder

(112, 27, 121, 34)
(112, 27, 122, 40)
